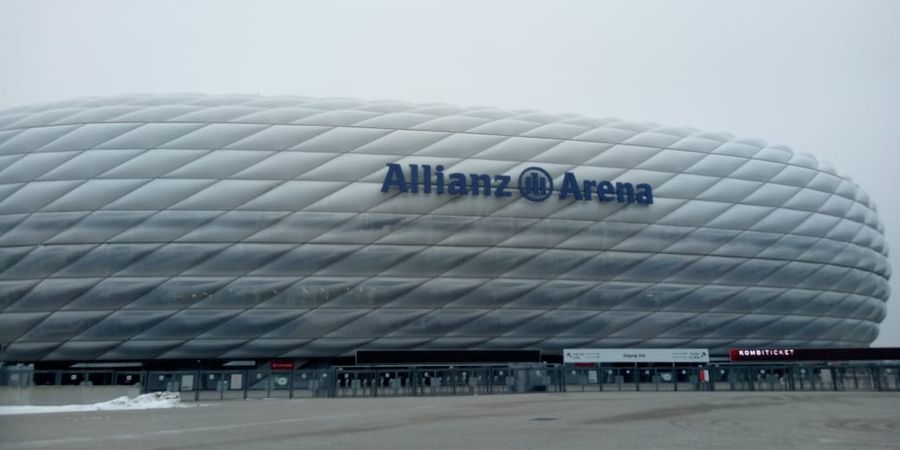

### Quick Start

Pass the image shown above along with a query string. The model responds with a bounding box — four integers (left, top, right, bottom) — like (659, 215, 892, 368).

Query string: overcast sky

(1, 0, 898, 346)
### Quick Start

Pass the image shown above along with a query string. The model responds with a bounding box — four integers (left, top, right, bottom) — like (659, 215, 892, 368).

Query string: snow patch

(0, 392, 192, 415)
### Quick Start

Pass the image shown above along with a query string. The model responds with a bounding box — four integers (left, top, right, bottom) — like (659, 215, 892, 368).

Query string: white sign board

(563, 348, 709, 364)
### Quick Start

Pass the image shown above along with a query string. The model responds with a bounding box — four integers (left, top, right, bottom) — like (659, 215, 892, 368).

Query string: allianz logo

(380, 163, 654, 205)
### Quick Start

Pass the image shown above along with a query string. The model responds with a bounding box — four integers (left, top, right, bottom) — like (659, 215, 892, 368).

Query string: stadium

(0, 94, 890, 366)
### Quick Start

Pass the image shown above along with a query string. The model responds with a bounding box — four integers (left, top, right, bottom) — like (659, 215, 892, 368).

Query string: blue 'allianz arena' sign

(381, 163, 653, 204)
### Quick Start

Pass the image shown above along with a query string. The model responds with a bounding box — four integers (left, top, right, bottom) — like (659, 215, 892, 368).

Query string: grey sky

(1, 0, 898, 345)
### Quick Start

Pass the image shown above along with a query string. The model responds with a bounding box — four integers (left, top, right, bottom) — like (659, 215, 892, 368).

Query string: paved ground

(1, 391, 898, 449)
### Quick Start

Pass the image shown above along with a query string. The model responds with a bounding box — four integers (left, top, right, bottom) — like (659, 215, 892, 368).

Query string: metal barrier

(329, 365, 565, 397)
(564, 366, 706, 392)
(522, 363, 899, 394)
(2, 363, 898, 400)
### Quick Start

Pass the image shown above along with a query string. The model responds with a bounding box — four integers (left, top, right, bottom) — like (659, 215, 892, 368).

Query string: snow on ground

(0, 392, 193, 415)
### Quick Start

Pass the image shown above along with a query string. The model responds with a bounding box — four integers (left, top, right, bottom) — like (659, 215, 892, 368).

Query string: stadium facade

(0, 94, 890, 364)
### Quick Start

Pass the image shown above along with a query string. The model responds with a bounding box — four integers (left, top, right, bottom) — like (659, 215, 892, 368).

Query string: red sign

(729, 347, 900, 362)
(730, 348, 796, 361)
(270, 360, 295, 370)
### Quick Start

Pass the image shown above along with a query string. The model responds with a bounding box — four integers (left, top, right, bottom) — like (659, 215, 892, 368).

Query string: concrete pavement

(1, 391, 898, 449)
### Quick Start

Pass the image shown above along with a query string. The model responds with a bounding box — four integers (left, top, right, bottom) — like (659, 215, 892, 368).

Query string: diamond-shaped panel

(0, 94, 889, 361)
